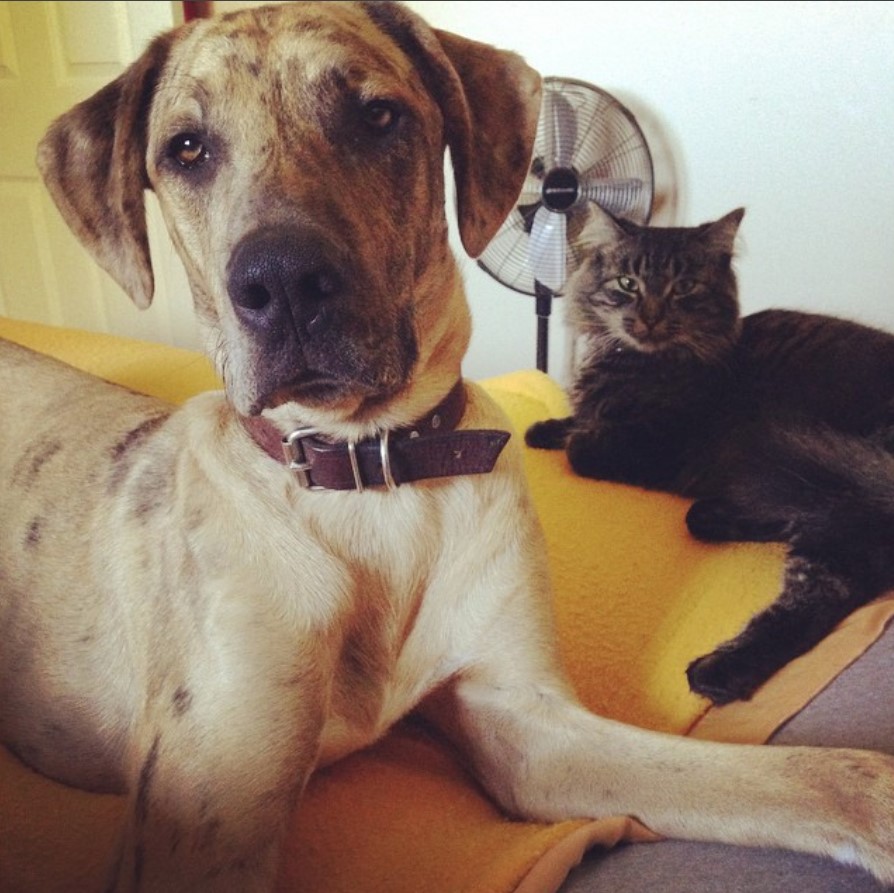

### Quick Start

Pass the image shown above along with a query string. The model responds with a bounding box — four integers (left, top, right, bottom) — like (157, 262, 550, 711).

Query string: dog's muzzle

(225, 224, 419, 412)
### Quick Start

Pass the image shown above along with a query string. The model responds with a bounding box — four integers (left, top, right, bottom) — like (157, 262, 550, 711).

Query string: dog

(1, 2, 893, 891)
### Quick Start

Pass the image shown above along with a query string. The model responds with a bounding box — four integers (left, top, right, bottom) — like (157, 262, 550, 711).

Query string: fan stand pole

(534, 280, 553, 374)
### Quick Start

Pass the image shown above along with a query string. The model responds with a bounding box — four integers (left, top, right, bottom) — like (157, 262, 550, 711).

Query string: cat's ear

(704, 208, 745, 254)
(580, 203, 628, 246)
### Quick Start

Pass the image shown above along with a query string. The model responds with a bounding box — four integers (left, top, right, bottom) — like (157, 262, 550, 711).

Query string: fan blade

(539, 88, 577, 169)
(579, 174, 649, 219)
(517, 172, 544, 207)
(529, 206, 567, 292)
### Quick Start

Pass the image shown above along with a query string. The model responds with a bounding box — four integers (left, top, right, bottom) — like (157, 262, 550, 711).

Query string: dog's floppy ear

(364, 3, 542, 259)
(36, 29, 178, 309)
(434, 29, 542, 257)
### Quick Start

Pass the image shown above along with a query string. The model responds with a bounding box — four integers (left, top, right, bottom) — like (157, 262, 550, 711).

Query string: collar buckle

(283, 427, 400, 493)
(282, 426, 324, 490)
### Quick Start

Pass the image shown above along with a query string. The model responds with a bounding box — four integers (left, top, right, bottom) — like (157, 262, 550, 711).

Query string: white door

(0, 0, 200, 349)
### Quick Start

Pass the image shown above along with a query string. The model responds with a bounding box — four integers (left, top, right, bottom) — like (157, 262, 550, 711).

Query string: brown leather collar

(242, 381, 510, 491)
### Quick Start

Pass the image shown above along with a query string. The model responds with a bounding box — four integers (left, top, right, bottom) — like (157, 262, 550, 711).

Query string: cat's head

(566, 207, 744, 363)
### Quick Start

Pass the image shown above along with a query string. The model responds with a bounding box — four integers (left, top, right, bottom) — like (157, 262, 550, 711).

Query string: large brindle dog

(1, 2, 893, 891)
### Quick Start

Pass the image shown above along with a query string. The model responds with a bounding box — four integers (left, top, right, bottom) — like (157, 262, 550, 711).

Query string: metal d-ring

(379, 429, 398, 491)
(347, 440, 364, 493)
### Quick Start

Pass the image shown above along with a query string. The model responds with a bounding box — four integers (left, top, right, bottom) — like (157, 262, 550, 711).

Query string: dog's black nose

(227, 226, 344, 335)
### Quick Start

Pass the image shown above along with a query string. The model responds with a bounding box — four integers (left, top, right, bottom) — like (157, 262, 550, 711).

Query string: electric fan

(477, 76, 655, 372)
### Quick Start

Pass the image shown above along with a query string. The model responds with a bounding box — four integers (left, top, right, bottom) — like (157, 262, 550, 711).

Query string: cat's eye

(603, 289, 633, 308)
(676, 277, 698, 296)
(601, 275, 638, 306)
(673, 278, 706, 310)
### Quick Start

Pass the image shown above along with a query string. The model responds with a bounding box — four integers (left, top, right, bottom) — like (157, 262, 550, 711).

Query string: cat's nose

(632, 318, 668, 344)
(639, 305, 663, 327)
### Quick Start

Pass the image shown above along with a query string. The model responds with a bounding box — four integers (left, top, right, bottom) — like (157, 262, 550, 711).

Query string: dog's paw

(686, 648, 766, 705)
(525, 417, 571, 450)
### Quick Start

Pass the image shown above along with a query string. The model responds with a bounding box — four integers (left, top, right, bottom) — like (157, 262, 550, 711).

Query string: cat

(526, 206, 894, 705)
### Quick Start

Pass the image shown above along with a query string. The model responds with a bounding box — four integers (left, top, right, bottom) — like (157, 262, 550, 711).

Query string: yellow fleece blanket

(2, 316, 893, 893)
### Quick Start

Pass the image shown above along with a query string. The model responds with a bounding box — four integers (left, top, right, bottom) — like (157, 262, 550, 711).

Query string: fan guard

(479, 76, 654, 297)
(477, 76, 654, 371)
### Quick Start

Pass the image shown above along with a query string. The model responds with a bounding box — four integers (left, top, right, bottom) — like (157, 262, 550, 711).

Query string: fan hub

(541, 167, 579, 212)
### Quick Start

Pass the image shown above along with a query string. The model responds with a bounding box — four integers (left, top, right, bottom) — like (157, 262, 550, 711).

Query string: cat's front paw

(685, 499, 745, 542)
(565, 431, 677, 488)
(686, 648, 767, 705)
(686, 498, 790, 543)
(525, 417, 572, 450)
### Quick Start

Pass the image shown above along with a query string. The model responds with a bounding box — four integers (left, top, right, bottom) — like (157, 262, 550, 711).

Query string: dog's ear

(432, 29, 541, 257)
(36, 30, 178, 309)
(364, 4, 542, 259)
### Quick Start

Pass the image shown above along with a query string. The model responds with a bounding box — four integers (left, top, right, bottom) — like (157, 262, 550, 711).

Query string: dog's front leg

(424, 662, 894, 887)
(106, 678, 324, 893)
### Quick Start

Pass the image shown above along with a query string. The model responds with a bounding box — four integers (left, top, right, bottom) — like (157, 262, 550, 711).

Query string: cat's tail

(749, 423, 894, 519)
(687, 422, 894, 592)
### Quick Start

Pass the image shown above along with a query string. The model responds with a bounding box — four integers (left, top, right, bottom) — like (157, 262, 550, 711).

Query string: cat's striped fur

(527, 207, 894, 704)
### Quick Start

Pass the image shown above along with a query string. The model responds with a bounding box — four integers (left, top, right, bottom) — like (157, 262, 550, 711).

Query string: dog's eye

(361, 100, 400, 133)
(168, 133, 209, 169)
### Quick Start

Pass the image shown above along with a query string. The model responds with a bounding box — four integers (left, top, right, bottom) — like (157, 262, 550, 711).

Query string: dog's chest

(281, 483, 492, 766)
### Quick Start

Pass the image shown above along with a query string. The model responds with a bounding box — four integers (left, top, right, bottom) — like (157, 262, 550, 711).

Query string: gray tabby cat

(526, 207, 894, 704)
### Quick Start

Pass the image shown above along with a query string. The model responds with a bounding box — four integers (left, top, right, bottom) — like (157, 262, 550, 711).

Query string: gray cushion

(560, 625, 894, 893)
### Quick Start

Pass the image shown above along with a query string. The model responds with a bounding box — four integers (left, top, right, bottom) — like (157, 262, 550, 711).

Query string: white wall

(46, 1, 893, 383)
(402, 1, 894, 382)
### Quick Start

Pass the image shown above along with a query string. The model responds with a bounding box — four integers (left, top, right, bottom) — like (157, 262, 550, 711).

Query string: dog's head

(37, 1, 540, 433)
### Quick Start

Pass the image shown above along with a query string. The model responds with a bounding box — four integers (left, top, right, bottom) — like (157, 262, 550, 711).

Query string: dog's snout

(227, 226, 344, 334)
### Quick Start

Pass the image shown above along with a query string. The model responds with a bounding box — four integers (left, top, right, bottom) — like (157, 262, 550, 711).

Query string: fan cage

(477, 76, 654, 298)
